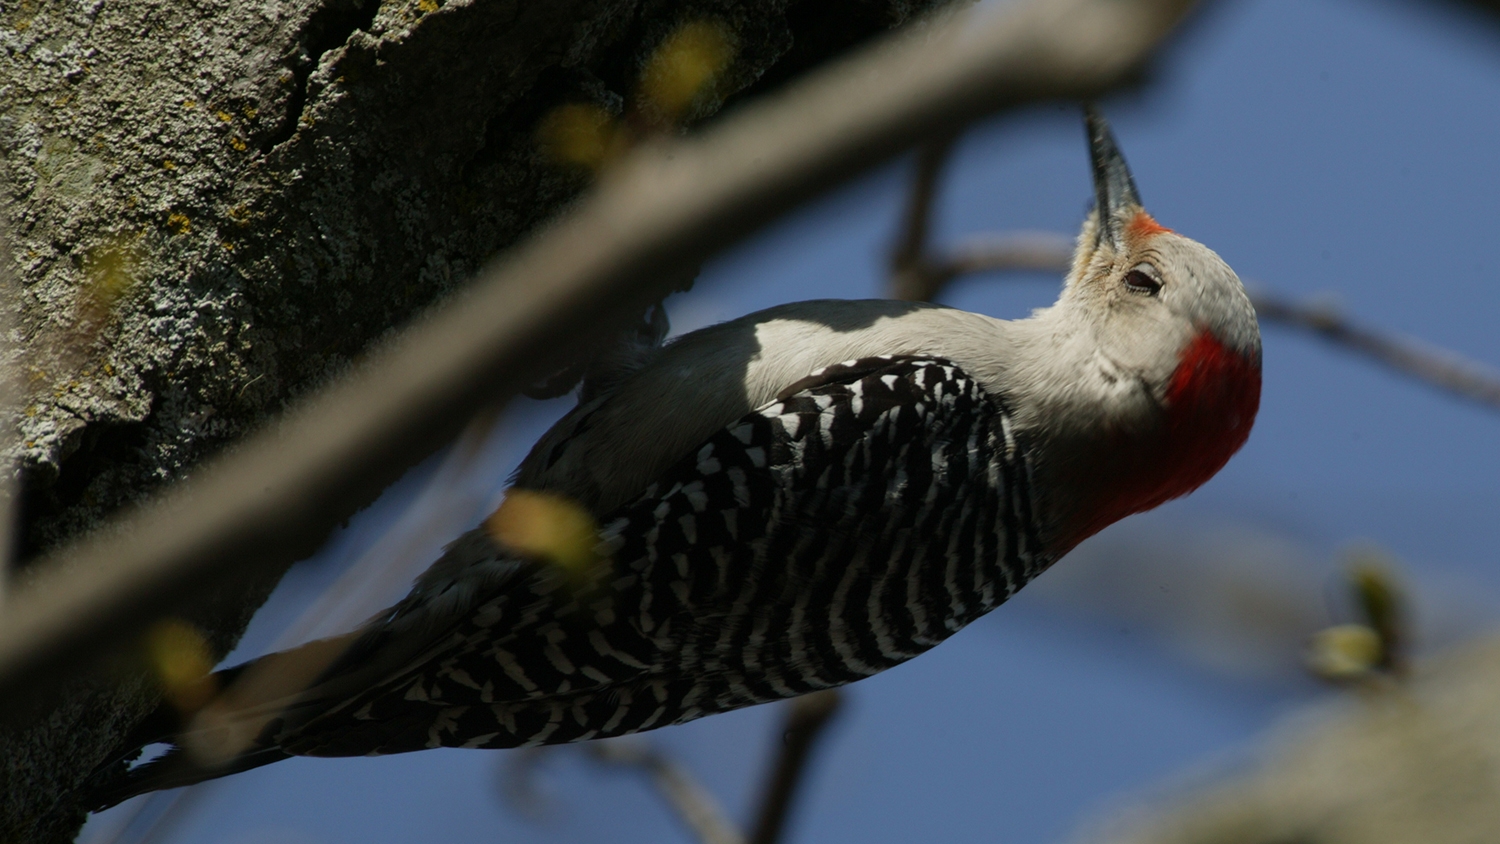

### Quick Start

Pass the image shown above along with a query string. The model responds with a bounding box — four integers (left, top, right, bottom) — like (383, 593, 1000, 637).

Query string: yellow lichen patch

(417, 0, 439, 12)
(638, 19, 734, 124)
(216, 110, 233, 123)
(162, 159, 177, 170)
(166, 212, 191, 235)
(242, 105, 258, 119)
(536, 103, 619, 171)
(229, 136, 247, 151)
(145, 618, 219, 713)
(183, 99, 197, 110)
(81, 236, 145, 314)
(221, 241, 235, 252)
(485, 490, 603, 581)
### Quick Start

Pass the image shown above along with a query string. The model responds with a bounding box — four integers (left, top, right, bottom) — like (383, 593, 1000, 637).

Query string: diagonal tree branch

(0, 0, 1196, 705)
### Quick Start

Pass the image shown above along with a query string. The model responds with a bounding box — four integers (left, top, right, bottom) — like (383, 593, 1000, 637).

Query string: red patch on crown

(1127, 211, 1172, 238)
(1073, 331, 1260, 545)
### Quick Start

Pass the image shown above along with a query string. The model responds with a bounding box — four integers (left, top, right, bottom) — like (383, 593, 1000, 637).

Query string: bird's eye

(1124, 266, 1162, 296)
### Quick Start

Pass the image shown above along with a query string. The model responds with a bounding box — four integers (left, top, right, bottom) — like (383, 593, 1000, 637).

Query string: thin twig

(892, 231, 1077, 301)
(890, 135, 959, 301)
(889, 141, 1076, 301)
(575, 688, 844, 844)
(748, 689, 843, 844)
(895, 233, 1500, 414)
(589, 740, 745, 844)
(0, 0, 1194, 704)
(1249, 289, 1500, 411)
(887, 151, 1500, 415)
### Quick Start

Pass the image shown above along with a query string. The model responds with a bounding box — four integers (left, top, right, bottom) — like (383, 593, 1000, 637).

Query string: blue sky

(85, 0, 1500, 842)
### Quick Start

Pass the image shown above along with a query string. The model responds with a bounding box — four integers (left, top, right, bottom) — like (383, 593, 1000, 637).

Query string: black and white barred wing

(605, 355, 1045, 713)
(275, 356, 1044, 756)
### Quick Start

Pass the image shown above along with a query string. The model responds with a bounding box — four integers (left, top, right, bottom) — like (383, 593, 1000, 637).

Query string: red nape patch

(1127, 211, 1172, 238)
(1080, 331, 1260, 543)
(1156, 332, 1260, 503)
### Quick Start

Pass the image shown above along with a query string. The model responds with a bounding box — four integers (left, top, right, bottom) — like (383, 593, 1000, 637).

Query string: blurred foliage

(1306, 624, 1383, 681)
(484, 489, 603, 581)
(537, 18, 737, 173)
(1348, 552, 1406, 672)
(537, 103, 623, 172)
(142, 619, 217, 713)
(1073, 636, 1500, 844)
(1306, 550, 1409, 684)
(637, 20, 736, 128)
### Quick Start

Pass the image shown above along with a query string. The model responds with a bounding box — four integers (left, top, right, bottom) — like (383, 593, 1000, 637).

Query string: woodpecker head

(1036, 106, 1262, 545)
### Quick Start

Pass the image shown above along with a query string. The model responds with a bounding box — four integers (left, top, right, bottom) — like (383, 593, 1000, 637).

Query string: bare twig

(1249, 290, 1500, 411)
(890, 139, 1076, 301)
(898, 238, 1500, 414)
(887, 149, 1500, 415)
(571, 688, 844, 844)
(589, 740, 745, 844)
(890, 136, 960, 300)
(893, 231, 1077, 300)
(748, 689, 844, 844)
(0, 0, 1194, 703)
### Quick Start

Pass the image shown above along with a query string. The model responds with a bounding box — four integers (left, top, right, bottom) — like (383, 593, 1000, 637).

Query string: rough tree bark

(0, 0, 948, 838)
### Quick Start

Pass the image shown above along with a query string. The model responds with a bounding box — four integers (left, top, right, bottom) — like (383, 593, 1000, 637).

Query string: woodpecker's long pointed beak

(1085, 104, 1143, 249)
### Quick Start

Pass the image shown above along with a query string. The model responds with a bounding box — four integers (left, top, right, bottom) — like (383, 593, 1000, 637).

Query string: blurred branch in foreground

(506, 690, 843, 844)
(1043, 542, 1500, 844)
(0, 0, 1196, 706)
(82, 413, 510, 844)
(888, 141, 1500, 414)
(586, 740, 743, 844)
(1070, 634, 1500, 844)
(748, 690, 843, 844)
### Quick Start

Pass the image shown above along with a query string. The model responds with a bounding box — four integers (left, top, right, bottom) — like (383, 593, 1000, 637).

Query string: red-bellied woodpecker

(91, 106, 1261, 808)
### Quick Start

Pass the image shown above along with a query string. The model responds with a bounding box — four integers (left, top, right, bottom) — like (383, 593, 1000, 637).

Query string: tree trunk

(0, 0, 947, 838)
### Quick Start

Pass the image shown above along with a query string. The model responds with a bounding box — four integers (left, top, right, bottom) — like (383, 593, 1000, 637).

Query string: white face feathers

(1060, 108, 1261, 398)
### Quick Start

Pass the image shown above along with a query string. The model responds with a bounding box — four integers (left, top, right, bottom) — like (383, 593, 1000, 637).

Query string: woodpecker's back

(91, 107, 1261, 809)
